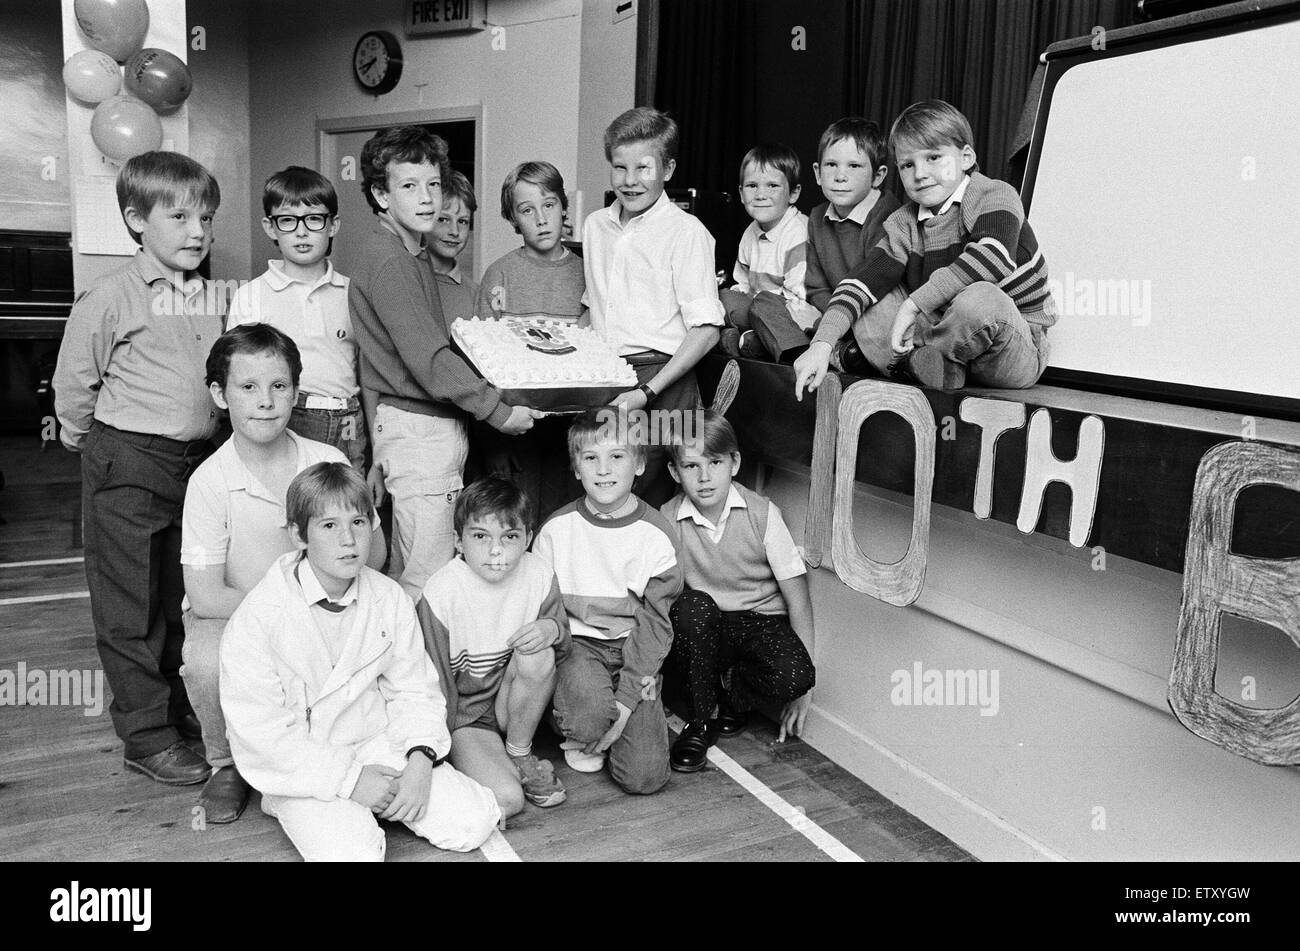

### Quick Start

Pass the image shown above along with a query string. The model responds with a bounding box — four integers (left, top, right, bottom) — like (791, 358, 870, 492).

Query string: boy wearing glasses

(229, 167, 366, 470)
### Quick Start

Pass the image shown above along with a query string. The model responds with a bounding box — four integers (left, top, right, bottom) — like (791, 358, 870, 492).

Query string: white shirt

(295, 557, 358, 666)
(917, 174, 971, 221)
(581, 191, 724, 356)
(181, 430, 347, 596)
(227, 260, 358, 400)
(673, 485, 806, 581)
(824, 189, 883, 225)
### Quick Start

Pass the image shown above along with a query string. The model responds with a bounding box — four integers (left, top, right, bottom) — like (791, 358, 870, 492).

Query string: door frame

(317, 105, 485, 279)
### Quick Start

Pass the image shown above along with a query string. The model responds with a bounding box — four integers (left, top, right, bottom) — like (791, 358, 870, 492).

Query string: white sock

(506, 741, 532, 759)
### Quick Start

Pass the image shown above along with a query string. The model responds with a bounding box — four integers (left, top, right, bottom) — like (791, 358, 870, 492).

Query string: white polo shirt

(581, 191, 724, 356)
(181, 430, 347, 596)
(671, 485, 806, 581)
(227, 260, 358, 401)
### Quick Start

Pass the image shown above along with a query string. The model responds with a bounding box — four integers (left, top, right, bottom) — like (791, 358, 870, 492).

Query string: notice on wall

(73, 175, 138, 255)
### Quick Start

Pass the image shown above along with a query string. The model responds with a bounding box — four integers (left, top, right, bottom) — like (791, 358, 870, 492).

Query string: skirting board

(801, 705, 1068, 862)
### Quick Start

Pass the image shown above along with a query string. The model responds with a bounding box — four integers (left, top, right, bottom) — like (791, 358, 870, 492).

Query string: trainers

(511, 754, 567, 807)
(560, 740, 606, 773)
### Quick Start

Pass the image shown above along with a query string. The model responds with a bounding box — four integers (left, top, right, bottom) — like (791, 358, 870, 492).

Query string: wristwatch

(405, 745, 446, 767)
(637, 382, 657, 404)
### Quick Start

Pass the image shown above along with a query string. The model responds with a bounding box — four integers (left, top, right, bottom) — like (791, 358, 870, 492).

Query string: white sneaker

(560, 740, 606, 773)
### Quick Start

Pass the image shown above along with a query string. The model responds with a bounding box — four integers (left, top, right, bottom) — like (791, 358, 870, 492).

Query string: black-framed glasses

(270, 213, 331, 233)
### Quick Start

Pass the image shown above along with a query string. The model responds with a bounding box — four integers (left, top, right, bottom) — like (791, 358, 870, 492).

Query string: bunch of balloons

(62, 0, 194, 163)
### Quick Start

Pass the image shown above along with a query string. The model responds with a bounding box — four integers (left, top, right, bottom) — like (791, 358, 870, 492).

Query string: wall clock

(353, 31, 403, 94)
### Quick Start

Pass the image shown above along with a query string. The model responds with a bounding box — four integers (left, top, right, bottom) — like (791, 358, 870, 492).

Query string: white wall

(764, 465, 1300, 860)
(575, 0, 637, 232)
(247, 0, 595, 282)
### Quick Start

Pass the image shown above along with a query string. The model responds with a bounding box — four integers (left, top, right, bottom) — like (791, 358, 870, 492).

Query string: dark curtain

(652, 0, 759, 196)
(843, 0, 1138, 183)
(652, 0, 1138, 199)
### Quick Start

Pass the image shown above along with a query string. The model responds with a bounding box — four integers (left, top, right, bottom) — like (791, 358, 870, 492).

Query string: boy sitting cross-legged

(181, 323, 385, 822)
(220, 462, 501, 862)
(794, 100, 1054, 397)
(533, 410, 683, 794)
(660, 411, 815, 772)
(417, 477, 570, 818)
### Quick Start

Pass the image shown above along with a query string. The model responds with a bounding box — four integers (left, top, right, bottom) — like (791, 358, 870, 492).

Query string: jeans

(852, 282, 1049, 389)
(80, 422, 211, 759)
(371, 403, 468, 599)
(288, 398, 367, 471)
(552, 635, 670, 795)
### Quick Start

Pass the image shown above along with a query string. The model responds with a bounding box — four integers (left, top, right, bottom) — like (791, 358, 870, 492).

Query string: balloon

(63, 49, 122, 104)
(74, 0, 150, 63)
(124, 48, 192, 112)
(90, 95, 163, 163)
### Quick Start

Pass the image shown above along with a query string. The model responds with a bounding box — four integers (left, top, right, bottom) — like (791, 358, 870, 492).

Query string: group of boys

(53, 95, 1051, 860)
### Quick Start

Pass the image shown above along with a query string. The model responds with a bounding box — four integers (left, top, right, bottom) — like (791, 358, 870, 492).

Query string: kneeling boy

(418, 477, 570, 817)
(220, 462, 500, 861)
(534, 411, 683, 794)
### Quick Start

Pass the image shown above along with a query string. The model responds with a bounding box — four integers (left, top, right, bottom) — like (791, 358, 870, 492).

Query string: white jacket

(220, 551, 449, 802)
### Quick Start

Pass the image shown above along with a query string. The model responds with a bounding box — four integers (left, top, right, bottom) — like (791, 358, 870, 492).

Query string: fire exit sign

(407, 0, 486, 36)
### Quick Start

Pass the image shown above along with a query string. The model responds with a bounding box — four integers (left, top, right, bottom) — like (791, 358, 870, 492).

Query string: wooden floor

(0, 434, 972, 862)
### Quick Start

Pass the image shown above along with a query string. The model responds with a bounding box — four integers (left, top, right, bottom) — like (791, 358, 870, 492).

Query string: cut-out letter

(959, 397, 1025, 519)
(1016, 409, 1104, 547)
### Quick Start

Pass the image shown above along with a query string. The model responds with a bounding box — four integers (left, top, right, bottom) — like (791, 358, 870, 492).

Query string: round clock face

(353, 32, 401, 93)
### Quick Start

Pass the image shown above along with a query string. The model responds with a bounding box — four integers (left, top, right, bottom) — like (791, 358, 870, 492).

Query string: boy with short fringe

(719, 142, 816, 362)
(418, 477, 570, 817)
(533, 410, 682, 794)
(228, 167, 365, 470)
(221, 462, 500, 861)
(476, 161, 585, 322)
(660, 411, 815, 772)
(794, 100, 1054, 396)
(349, 125, 538, 599)
(582, 107, 724, 507)
(54, 151, 224, 787)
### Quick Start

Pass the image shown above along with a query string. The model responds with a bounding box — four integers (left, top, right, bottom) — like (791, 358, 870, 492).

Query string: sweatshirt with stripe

(533, 498, 683, 712)
(812, 172, 1055, 348)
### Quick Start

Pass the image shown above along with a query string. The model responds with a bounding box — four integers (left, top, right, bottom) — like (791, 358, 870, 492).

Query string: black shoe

(125, 741, 212, 786)
(892, 345, 965, 390)
(199, 766, 251, 824)
(718, 327, 742, 357)
(839, 340, 872, 375)
(175, 712, 203, 741)
(713, 708, 748, 737)
(738, 330, 767, 360)
(670, 720, 716, 773)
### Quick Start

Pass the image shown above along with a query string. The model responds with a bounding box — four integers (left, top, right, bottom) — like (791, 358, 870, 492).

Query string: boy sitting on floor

(418, 477, 570, 819)
(221, 462, 500, 861)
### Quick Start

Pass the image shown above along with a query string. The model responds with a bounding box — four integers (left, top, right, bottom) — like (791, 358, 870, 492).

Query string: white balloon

(63, 49, 123, 104)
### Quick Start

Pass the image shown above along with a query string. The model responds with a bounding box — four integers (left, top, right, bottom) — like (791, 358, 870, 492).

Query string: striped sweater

(812, 173, 1054, 348)
(533, 498, 683, 711)
(417, 552, 570, 732)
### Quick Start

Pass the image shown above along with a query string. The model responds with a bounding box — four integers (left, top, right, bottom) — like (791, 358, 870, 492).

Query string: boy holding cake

(582, 107, 725, 506)
(349, 125, 541, 598)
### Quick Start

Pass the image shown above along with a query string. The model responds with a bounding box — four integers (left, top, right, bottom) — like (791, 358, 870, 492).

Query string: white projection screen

(1027, 17, 1300, 405)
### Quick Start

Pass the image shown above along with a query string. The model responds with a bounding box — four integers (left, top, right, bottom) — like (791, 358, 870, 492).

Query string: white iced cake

(452, 316, 638, 390)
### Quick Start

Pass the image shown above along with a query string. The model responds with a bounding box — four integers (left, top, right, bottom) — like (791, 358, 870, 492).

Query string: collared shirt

(53, 251, 225, 450)
(733, 205, 810, 305)
(434, 264, 479, 323)
(917, 174, 971, 221)
(672, 485, 805, 580)
(824, 189, 883, 225)
(295, 556, 358, 666)
(181, 429, 347, 595)
(227, 260, 358, 400)
(581, 191, 724, 356)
